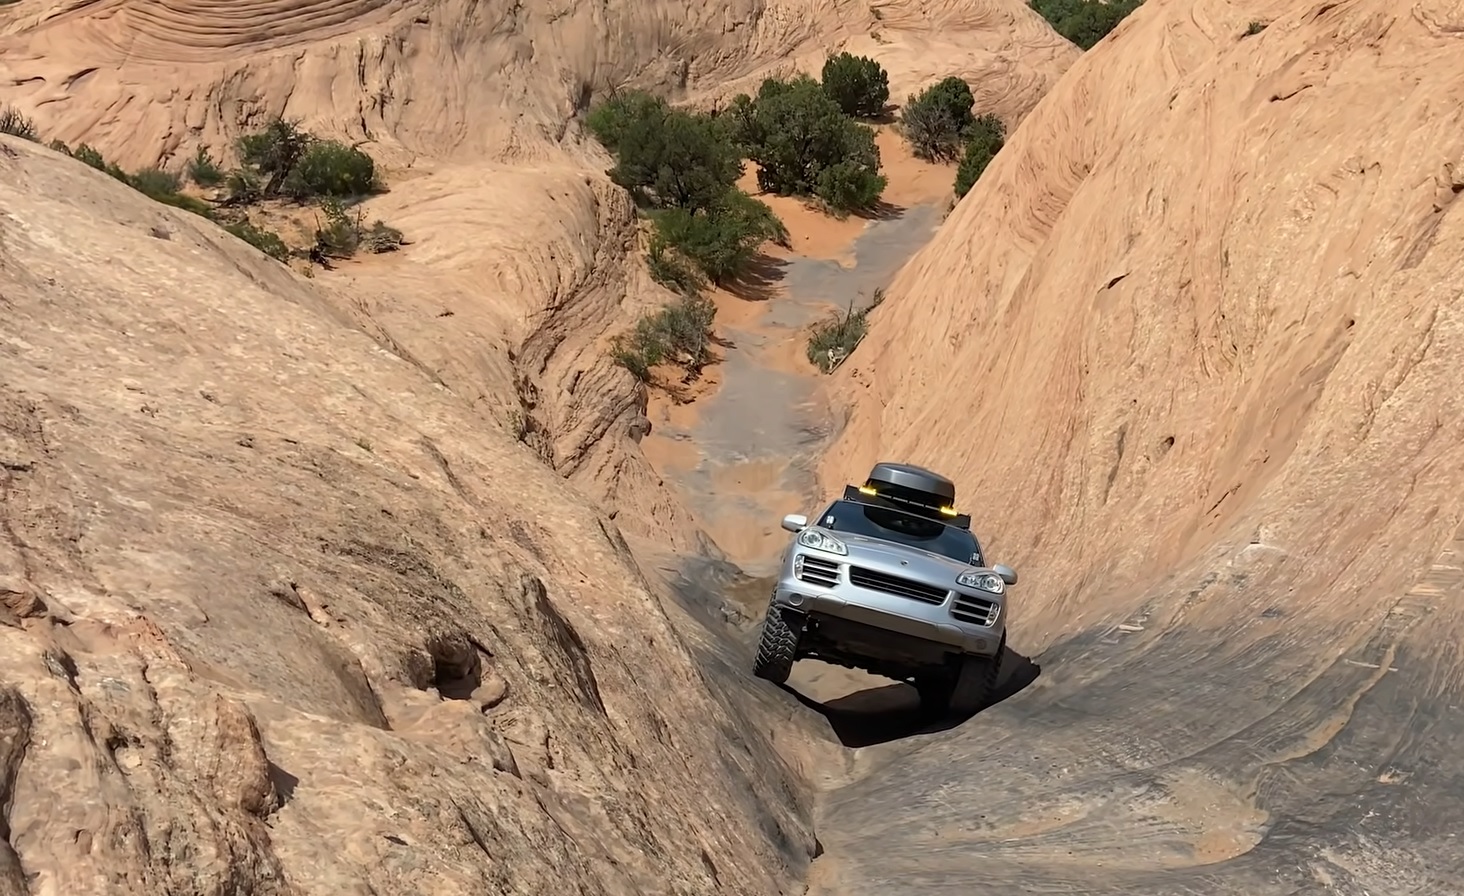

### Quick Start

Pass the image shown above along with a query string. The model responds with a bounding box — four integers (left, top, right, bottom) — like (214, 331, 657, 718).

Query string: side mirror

(993, 564, 1018, 586)
(781, 513, 808, 533)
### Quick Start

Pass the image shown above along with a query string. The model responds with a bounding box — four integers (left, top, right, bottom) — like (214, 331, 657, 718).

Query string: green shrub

(899, 76, 976, 162)
(611, 293, 718, 380)
(226, 169, 264, 204)
(820, 52, 890, 119)
(313, 198, 404, 258)
(718, 93, 761, 157)
(585, 91, 673, 154)
(807, 304, 868, 373)
(130, 167, 183, 197)
(283, 140, 377, 199)
(646, 237, 707, 296)
(1028, 0, 1144, 49)
(651, 188, 788, 285)
(188, 146, 225, 186)
(70, 143, 130, 182)
(588, 90, 740, 212)
(0, 106, 38, 141)
(806, 289, 884, 372)
(953, 113, 1006, 198)
(223, 218, 291, 261)
(586, 89, 794, 288)
(236, 118, 315, 196)
(735, 74, 886, 213)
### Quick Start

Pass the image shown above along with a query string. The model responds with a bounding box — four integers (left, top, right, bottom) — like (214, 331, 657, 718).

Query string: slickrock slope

(814, 2, 1464, 891)
(827, 0, 1464, 647)
(0, 136, 813, 896)
(0, 0, 1076, 553)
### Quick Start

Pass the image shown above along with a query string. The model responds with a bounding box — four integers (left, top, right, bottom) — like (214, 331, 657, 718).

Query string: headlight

(957, 570, 1004, 594)
(797, 528, 848, 556)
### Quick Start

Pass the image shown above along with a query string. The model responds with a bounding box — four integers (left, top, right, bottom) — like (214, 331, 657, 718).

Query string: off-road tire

(913, 672, 953, 718)
(947, 648, 1003, 715)
(753, 604, 800, 684)
(918, 636, 1006, 718)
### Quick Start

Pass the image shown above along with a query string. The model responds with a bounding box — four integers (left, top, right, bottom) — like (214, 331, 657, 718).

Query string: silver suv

(752, 462, 1018, 716)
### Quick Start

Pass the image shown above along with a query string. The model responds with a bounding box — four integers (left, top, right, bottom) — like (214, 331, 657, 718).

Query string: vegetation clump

(0, 106, 402, 268)
(726, 74, 887, 215)
(1028, 0, 1144, 49)
(584, 67, 895, 382)
(819, 52, 890, 119)
(587, 89, 792, 381)
(953, 113, 1007, 199)
(807, 289, 884, 373)
(609, 293, 719, 382)
(899, 76, 978, 162)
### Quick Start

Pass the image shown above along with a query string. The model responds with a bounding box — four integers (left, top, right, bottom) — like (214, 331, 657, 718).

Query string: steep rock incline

(826, 0, 1464, 645)
(0, 135, 812, 896)
(809, 3, 1464, 892)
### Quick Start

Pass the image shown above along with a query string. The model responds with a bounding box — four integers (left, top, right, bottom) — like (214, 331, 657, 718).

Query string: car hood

(836, 532, 980, 577)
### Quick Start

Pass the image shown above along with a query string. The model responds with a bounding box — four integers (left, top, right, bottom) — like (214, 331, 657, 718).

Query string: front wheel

(948, 645, 1004, 716)
(752, 603, 801, 684)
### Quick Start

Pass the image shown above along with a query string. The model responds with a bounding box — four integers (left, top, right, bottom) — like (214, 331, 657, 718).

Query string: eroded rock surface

(0, 137, 812, 895)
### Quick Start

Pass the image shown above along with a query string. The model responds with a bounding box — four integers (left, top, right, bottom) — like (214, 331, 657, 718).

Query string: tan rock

(823, 0, 1464, 654)
(0, 136, 815, 896)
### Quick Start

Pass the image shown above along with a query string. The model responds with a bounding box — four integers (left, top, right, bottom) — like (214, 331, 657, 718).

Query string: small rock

(0, 576, 47, 619)
(471, 673, 509, 711)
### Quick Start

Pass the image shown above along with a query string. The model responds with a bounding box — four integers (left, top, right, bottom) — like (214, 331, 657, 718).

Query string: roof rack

(842, 483, 972, 530)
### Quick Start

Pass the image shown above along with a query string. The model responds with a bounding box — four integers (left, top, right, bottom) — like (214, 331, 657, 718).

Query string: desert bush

(611, 293, 718, 380)
(188, 146, 225, 186)
(899, 76, 976, 162)
(236, 118, 316, 196)
(807, 289, 883, 372)
(68, 143, 131, 182)
(652, 188, 788, 285)
(283, 140, 378, 199)
(585, 91, 674, 154)
(586, 89, 794, 289)
(223, 218, 291, 261)
(226, 169, 264, 204)
(820, 52, 890, 119)
(646, 238, 707, 296)
(129, 167, 217, 217)
(587, 89, 740, 212)
(807, 303, 870, 373)
(130, 167, 183, 197)
(0, 106, 38, 141)
(953, 113, 1006, 198)
(313, 198, 404, 258)
(734, 74, 887, 213)
(1028, 0, 1144, 49)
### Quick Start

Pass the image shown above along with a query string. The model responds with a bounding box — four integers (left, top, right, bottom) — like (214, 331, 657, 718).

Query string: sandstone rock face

(803, 4, 1464, 893)
(824, 0, 1464, 648)
(0, 136, 813, 895)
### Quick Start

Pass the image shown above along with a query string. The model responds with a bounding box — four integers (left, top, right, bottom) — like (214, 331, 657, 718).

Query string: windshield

(815, 500, 983, 565)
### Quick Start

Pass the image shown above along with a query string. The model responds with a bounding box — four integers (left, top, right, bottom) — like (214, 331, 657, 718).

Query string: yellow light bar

(858, 485, 878, 496)
(938, 505, 958, 517)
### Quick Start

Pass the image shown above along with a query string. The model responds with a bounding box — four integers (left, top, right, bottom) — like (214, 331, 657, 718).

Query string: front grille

(848, 566, 949, 604)
(795, 554, 841, 588)
(952, 594, 999, 626)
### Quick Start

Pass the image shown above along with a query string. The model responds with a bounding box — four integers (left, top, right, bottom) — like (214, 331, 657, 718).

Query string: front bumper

(771, 562, 1005, 657)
